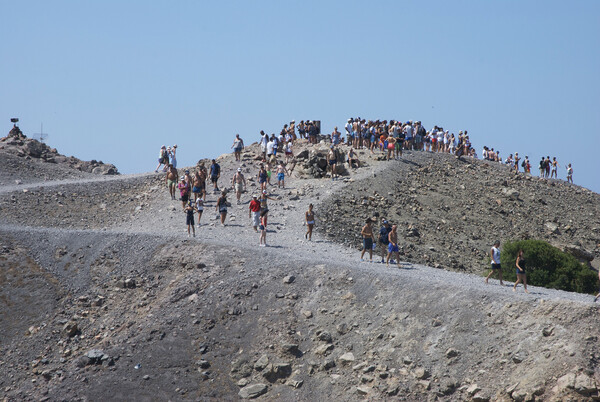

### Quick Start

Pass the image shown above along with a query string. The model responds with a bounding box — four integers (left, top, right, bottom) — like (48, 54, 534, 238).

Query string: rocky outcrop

(1, 126, 118, 175)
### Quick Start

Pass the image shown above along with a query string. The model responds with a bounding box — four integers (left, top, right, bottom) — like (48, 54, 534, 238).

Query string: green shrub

(499, 239, 598, 294)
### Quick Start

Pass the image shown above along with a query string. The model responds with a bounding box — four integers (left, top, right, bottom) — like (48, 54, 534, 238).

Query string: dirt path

(1, 146, 594, 306)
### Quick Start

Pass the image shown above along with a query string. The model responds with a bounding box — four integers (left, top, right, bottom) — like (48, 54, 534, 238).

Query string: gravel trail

(1, 146, 595, 306)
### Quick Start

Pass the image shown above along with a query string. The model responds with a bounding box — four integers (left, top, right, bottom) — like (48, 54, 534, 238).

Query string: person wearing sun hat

(232, 167, 247, 204)
(177, 175, 190, 208)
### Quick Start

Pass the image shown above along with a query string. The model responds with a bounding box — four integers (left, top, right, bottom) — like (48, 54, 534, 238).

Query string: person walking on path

(259, 190, 277, 227)
(231, 168, 247, 204)
(177, 176, 190, 208)
(192, 170, 205, 202)
(210, 159, 221, 192)
(258, 165, 268, 192)
(386, 224, 401, 267)
(378, 220, 392, 263)
(513, 249, 529, 293)
(360, 218, 374, 262)
(249, 195, 261, 232)
(216, 191, 228, 226)
(259, 209, 268, 247)
(184, 200, 196, 238)
(195, 196, 204, 227)
(231, 134, 244, 162)
(155, 145, 168, 172)
(485, 240, 504, 285)
(276, 161, 290, 189)
(305, 203, 315, 241)
(165, 164, 178, 200)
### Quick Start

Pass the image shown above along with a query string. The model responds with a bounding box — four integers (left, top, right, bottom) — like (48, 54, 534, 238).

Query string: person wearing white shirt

(485, 240, 504, 285)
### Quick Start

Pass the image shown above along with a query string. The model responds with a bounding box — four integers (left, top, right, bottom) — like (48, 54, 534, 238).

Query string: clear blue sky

(2, 1, 599, 192)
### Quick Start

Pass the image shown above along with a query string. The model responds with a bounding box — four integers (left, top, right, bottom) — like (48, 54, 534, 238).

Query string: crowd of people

(153, 116, 580, 296)
(336, 118, 475, 160)
(481, 149, 573, 182)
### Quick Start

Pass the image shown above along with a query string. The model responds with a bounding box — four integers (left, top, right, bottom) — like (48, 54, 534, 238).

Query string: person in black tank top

(513, 249, 529, 293)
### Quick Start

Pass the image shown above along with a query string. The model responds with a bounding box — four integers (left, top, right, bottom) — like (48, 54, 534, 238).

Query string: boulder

(238, 383, 268, 399)
(563, 244, 594, 263)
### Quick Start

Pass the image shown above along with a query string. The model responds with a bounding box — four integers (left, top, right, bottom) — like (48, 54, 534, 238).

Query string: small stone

(315, 344, 334, 355)
(356, 386, 369, 395)
(445, 348, 459, 358)
(281, 344, 299, 355)
(574, 373, 597, 395)
(554, 372, 576, 393)
(317, 330, 333, 343)
(418, 380, 431, 390)
(286, 379, 303, 388)
(338, 352, 355, 364)
(283, 275, 295, 284)
(414, 368, 430, 380)
(512, 354, 523, 364)
(321, 359, 335, 371)
(472, 392, 490, 402)
(63, 322, 79, 338)
(196, 360, 210, 369)
(362, 365, 376, 374)
(238, 383, 268, 399)
(467, 384, 481, 395)
(542, 327, 553, 337)
(302, 310, 313, 318)
(143, 375, 150, 380)
(237, 378, 250, 387)
(254, 355, 269, 371)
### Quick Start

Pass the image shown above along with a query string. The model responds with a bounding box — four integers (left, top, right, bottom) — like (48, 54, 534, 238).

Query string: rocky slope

(0, 126, 118, 187)
(317, 150, 599, 272)
(1, 139, 600, 401)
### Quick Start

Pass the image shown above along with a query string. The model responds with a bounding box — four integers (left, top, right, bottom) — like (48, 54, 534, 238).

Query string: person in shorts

(378, 220, 392, 263)
(216, 191, 228, 226)
(259, 209, 268, 247)
(360, 218, 374, 262)
(165, 164, 178, 200)
(231, 134, 244, 162)
(177, 176, 190, 208)
(231, 168, 247, 204)
(386, 224, 401, 267)
(210, 159, 221, 192)
(513, 249, 529, 293)
(305, 203, 315, 241)
(566, 163, 573, 183)
(195, 196, 204, 227)
(155, 145, 168, 172)
(249, 194, 261, 232)
(276, 161, 289, 189)
(485, 240, 504, 285)
(192, 170, 204, 202)
(184, 200, 196, 238)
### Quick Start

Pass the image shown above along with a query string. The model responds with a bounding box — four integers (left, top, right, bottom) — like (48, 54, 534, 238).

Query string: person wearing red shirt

(248, 195, 261, 232)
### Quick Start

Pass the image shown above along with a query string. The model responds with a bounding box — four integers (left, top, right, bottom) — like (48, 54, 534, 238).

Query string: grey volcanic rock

(0, 140, 599, 401)
(318, 151, 600, 273)
(0, 125, 119, 178)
